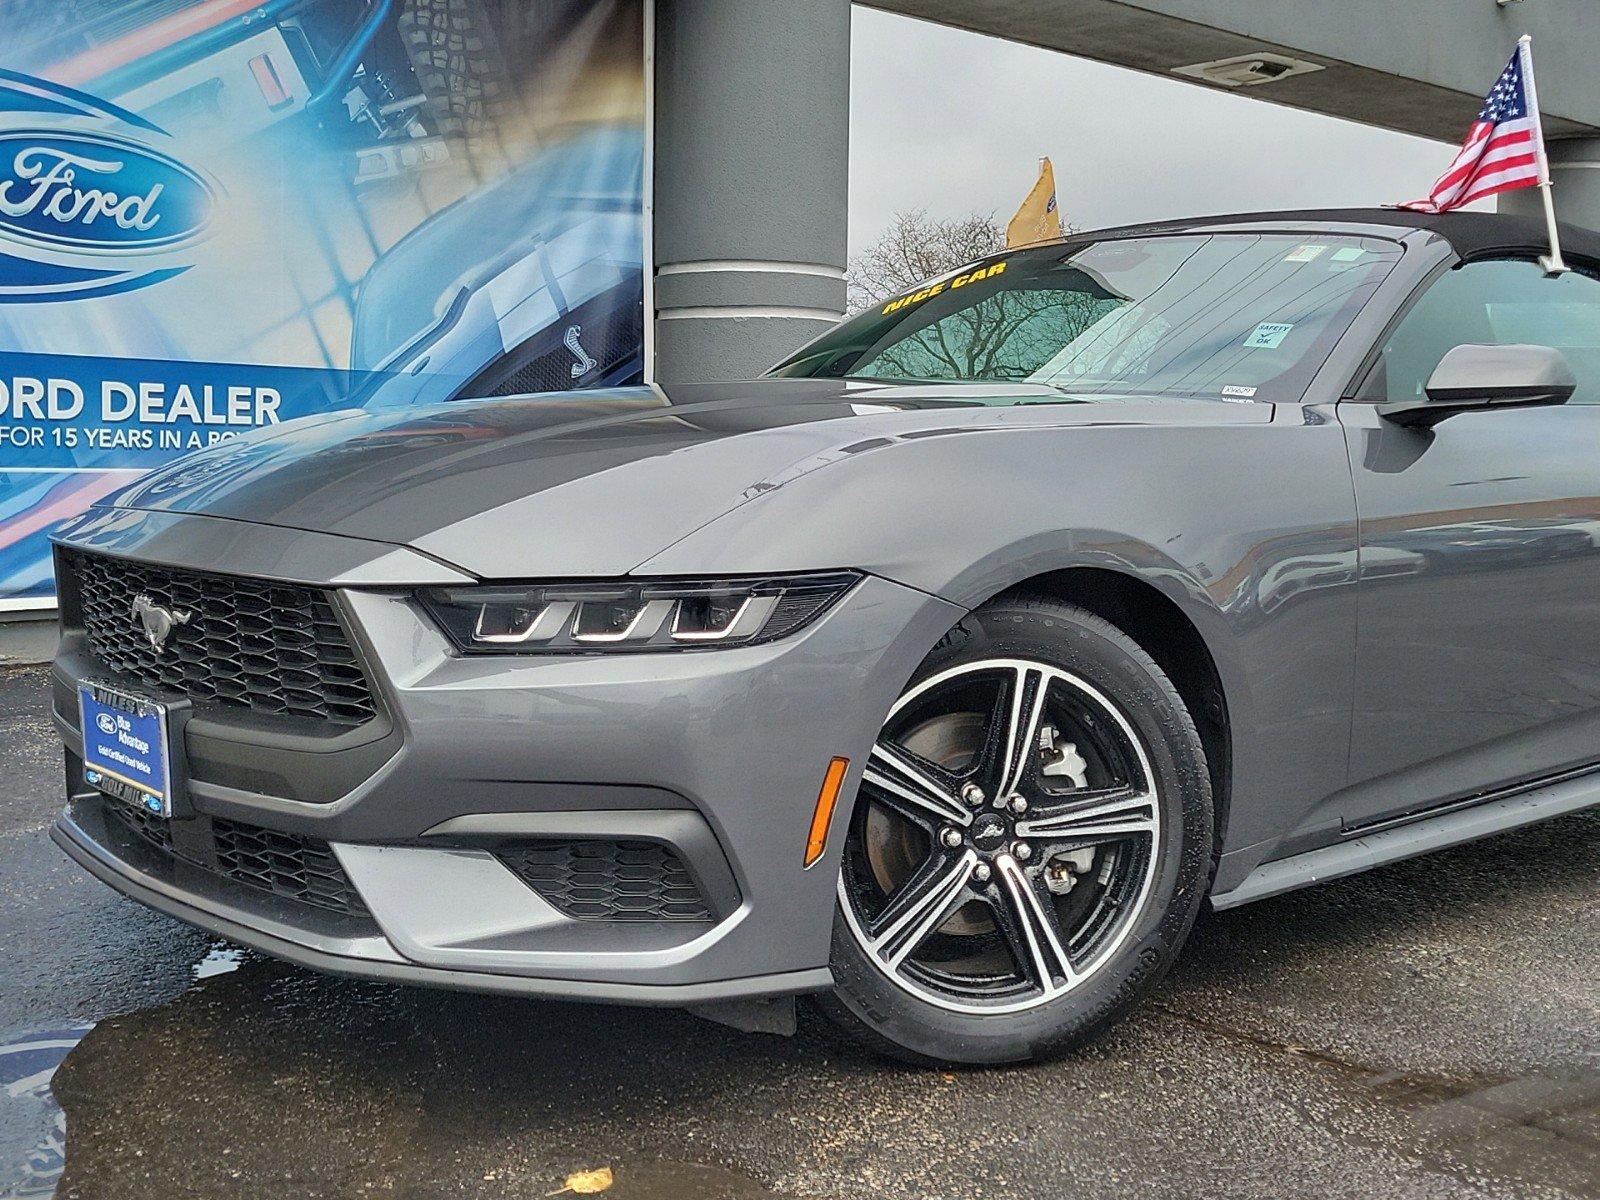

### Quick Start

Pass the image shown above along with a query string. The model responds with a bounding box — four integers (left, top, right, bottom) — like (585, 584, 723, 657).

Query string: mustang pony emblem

(130, 593, 190, 652)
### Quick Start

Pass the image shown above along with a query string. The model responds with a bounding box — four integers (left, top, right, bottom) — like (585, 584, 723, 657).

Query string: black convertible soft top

(1079, 207, 1600, 267)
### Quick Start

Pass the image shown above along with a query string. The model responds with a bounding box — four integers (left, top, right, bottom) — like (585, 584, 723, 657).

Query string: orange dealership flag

(1006, 157, 1064, 249)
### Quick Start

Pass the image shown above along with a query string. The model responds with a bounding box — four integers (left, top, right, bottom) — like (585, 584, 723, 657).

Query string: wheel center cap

(971, 814, 1008, 850)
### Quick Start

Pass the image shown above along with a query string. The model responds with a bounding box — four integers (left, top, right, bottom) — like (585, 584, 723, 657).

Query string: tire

(397, 0, 511, 142)
(816, 593, 1213, 1066)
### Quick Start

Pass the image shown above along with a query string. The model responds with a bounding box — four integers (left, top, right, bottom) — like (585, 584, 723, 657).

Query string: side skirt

(1209, 766, 1600, 910)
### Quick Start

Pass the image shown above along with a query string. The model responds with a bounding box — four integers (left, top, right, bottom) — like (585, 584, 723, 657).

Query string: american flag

(1402, 42, 1547, 213)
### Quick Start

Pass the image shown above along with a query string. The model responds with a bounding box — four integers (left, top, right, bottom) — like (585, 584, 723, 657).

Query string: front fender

(638, 410, 1360, 864)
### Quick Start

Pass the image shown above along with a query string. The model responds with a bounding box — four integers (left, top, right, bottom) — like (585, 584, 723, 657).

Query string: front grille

(107, 802, 366, 916)
(65, 550, 377, 727)
(491, 339, 589, 397)
(480, 285, 643, 397)
(113, 800, 173, 854)
(497, 840, 713, 922)
(212, 819, 366, 914)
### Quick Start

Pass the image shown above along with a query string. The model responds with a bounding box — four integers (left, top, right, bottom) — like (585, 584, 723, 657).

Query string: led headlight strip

(419, 572, 861, 654)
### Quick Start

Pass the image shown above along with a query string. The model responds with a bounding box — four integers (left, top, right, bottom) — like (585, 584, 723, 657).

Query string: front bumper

(50, 510, 964, 1002)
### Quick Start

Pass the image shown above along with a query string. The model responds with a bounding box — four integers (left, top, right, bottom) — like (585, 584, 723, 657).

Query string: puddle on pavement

(0, 942, 790, 1199)
(189, 946, 245, 982)
(0, 1024, 90, 1200)
(5, 929, 1593, 1199)
(0, 943, 242, 1200)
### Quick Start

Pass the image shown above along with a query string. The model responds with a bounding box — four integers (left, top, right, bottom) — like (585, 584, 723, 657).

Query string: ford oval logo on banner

(0, 70, 216, 301)
(0, 131, 214, 254)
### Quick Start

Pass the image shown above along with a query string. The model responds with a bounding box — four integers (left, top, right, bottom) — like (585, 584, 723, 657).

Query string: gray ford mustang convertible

(49, 209, 1600, 1064)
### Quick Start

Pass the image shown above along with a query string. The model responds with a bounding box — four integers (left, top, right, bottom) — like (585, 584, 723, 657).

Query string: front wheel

(818, 595, 1214, 1065)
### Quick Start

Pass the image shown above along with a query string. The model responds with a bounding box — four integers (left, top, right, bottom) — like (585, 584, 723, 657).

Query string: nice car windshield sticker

(1243, 322, 1294, 350)
(882, 260, 1007, 315)
(1283, 244, 1327, 263)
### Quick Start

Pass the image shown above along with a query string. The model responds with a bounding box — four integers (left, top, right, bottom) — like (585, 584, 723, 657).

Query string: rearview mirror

(1379, 343, 1577, 428)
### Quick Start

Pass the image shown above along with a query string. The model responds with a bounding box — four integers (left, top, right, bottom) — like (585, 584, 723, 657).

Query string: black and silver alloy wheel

(821, 595, 1213, 1065)
(839, 657, 1161, 1014)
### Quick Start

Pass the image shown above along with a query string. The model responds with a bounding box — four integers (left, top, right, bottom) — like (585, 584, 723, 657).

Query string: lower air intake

(105, 801, 365, 916)
(211, 819, 367, 915)
(496, 840, 713, 922)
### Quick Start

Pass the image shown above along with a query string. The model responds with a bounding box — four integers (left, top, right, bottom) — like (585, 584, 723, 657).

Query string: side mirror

(1379, 343, 1577, 427)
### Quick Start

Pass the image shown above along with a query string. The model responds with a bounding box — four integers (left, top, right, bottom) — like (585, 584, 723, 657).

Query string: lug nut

(972, 862, 992, 883)
(960, 782, 986, 807)
(1011, 841, 1033, 861)
(940, 827, 964, 849)
(1008, 794, 1029, 815)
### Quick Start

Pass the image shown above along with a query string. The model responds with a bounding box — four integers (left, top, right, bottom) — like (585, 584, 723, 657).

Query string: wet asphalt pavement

(1, 664, 1596, 1199)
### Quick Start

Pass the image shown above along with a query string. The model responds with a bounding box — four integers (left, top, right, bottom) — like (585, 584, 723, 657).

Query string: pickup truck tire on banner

(399, 0, 512, 141)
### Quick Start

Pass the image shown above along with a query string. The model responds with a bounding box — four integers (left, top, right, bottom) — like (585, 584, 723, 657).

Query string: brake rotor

(864, 709, 995, 936)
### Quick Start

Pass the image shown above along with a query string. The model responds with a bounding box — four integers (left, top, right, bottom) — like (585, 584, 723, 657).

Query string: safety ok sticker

(1243, 322, 1294, 350)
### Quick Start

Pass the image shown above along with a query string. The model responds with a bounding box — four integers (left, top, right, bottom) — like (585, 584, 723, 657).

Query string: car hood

(102, 380, 1267, 578)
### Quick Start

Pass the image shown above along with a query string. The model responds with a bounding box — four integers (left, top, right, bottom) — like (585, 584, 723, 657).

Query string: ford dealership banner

(0, 0, 647, 605)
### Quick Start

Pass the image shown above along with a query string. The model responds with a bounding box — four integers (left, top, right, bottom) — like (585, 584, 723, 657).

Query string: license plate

(78, 683, 174, 818)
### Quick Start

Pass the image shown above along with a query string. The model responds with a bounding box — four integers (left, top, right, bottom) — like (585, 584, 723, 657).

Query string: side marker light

(804, 757, 851, 868)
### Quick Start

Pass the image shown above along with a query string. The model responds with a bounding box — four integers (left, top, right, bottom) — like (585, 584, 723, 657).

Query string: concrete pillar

(651, 0, 851, 382)
(1501, 137, 1600, 234)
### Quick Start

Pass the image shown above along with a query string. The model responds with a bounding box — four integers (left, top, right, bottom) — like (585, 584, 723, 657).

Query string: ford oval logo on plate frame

(0, 128, 216, 255)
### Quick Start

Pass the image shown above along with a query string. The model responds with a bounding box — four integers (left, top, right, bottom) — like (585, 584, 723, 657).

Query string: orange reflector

(804, 757, 851, 869)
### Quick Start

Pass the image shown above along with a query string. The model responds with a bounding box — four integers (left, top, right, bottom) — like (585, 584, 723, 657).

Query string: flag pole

(1519, 34, 1569, 275)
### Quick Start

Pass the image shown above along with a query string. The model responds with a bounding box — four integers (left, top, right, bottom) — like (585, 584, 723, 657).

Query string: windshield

(772, 232, 1404, 402)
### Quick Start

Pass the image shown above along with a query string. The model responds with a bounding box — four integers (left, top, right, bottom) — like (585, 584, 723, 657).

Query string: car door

(1338, 256, 1600, 827)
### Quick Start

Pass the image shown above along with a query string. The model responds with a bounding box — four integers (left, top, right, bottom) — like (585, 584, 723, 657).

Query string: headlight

(419, 572, 860, 654)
